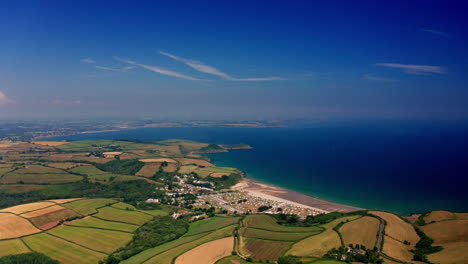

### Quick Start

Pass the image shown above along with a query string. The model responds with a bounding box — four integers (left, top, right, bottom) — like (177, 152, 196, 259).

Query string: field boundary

(63, 222, 134, 234)
(45, 231, 109, 255)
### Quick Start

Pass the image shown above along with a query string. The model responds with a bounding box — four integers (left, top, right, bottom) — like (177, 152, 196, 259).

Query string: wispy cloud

(40, 99, 100, 106)
(160, 51, 286, 81)
(0, 91, 15, 105)
(421, 28, 449, 37)
(375, 63, 445, 74)
(94, 65, 136, 72)
(115, 57, 206, 81)
(361, 74, 397, 82)
(81, 58, 96, 64)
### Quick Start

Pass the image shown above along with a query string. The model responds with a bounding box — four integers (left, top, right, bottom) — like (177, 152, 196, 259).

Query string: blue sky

(0, 0, 467, 120)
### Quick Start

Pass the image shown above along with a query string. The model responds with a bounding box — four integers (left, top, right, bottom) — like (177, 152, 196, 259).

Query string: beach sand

(232, 178, 363, 213)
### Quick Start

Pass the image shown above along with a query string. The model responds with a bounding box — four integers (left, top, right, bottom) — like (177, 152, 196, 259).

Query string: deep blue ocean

(47, 121, 468, 215)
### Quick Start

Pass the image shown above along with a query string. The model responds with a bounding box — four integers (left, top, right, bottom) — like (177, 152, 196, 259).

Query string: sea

(46, 120, 468, 215)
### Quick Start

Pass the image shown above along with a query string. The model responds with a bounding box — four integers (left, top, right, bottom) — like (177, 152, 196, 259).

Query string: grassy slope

(48, 225, 133, 253)
(62, 198, 117, 215)
(23, 233, 106, 264)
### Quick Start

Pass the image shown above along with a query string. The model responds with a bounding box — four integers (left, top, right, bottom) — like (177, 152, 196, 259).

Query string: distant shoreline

(231, 177, 363, 213)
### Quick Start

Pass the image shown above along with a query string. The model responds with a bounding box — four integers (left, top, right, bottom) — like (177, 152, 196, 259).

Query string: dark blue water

(47, 121, 468, 215)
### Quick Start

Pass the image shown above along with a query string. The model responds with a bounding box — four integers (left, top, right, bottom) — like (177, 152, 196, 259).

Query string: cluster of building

(197, 191, 323, 218)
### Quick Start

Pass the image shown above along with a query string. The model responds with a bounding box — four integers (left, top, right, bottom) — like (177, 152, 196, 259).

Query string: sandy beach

(232, 178, 363, 213)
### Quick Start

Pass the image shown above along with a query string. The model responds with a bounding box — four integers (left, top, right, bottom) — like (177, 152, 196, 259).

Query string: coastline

(231, 177, 363, 213)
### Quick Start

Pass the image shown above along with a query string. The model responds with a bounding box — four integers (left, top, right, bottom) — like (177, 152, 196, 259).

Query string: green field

(14, 165, 67, 174)
(62, 198, 118, 215)
(0, 239, 30, 257)
(23, 233, 106, 264)
(121, 232, 208, 264)
(144, 225, 236, 264)
(110, 202, 169, 217)
(185, 216, 240, 236)
(242, 227, 320, 241)
(65, 216, 139, 232)
(0, 167, 15, 176)
(123, 223, 236, 264)
(242, 237, 293, 261)
(48, 225, 133, 253)
(286, 216, 361, 257)
(70, 165, 140, 183)
(195, 167, 240, 178)
(94, 206, 153, 225)
(0, 184, 46, 193)
(0, 172, 82, 184)
(243, 214, 321, 232)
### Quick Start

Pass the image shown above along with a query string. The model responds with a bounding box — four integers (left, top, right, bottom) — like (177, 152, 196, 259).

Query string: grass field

(286, 216, 360, 257)
(62, 198, 117, 215)
(48, 225, 133, 253)
(0, 201, 55, 214)
(21, 205, 65, 218)
(421, 218, 468, 262)
(340, 216, 379, 249)
(428, 241, 468, 264)
(137, 163, 160, 177)
(242, 227, 320, 241)
(110, 202, 169, 216)
(196, 167, 240, 178)
(121, 233, 209, 264)
(0, 172, 82, 184)
(0, 239, 30, 257)
(185, 216, 240, 236)
(66, 216, 139, 232)
(243, 214, 320, 232)
(0, 184, 46, 193)
(0, 213, 41, 239)
(46, 162, 87, 169)
(144, 225, 236, 264)
(382, 236, 414, 263)
(124, 224, 236, 264)
(0, 166, 15, 175)
(241, 237, 292, 260)
(23, 233, 106, 264)
(370, 211, 419, 245)
(178, 165, 199, 175)
(175, 158, 215, 167)
(424, 211, 457, 223)
(174, 237, 234, 264)
(421, 219, 468, 243)
(14, 165, 66, 174)
(94, 206, 153, 225)
(70, 165, 140, 183)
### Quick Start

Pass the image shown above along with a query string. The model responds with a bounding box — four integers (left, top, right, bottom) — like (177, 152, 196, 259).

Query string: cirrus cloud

(376, 63, 445, 74)
(160, 51, 287, 81)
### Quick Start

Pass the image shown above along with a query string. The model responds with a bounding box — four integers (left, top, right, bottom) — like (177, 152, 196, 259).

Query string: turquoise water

(47, 121, 468, 215)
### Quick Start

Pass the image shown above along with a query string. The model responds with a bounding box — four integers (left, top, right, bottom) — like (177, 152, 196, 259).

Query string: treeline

(412, 227, 443, 262)
(0, 180, 165, 209)
(274, 211, 368, 226)
(94, 159, 144, 175)
(103, 216, 189, 263)
(207, 173, 242, 189)
(0, 252, 60, 264)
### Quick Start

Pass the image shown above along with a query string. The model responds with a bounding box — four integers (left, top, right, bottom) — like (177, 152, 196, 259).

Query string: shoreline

(231, 177, 363, 213)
